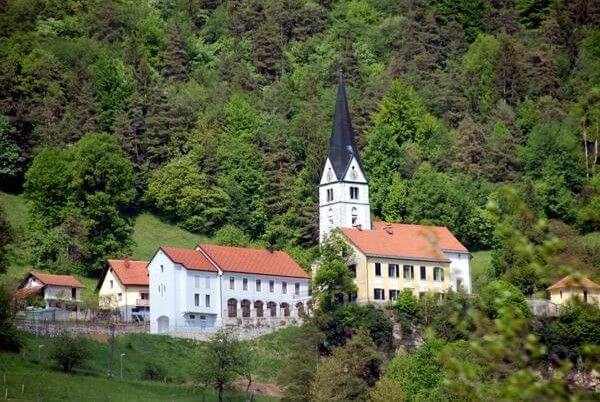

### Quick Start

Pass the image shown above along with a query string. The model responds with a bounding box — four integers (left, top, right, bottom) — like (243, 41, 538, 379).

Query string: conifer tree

(162, 24, 188, 82)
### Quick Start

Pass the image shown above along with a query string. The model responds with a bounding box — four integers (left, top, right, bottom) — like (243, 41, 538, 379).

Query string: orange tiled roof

(30, 272, 85, 288)
(547, 274, 600, 291)
(161, 246, 217, 272)
(198, 244, 309, 279)
(107, 259, 149, 286)
(341, 226, 451, 262)
(372, 221, 468, 252)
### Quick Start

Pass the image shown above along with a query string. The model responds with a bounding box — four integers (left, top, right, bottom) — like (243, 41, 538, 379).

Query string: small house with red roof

(547, 274, 600, 306)
(148, 244, 310, 334)
(96, 258, 149, 322)
(317, 69, 471, 304)
(15, 272, 85, 308)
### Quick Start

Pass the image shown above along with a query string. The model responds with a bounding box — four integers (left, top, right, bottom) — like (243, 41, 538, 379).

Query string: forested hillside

(0, 0, 598, 289)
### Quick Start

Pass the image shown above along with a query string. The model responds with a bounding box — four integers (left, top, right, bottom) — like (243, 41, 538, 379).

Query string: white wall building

(97, 259, 150, 322)
(149, 244, 310, 334)
(15, 272, 85, 307)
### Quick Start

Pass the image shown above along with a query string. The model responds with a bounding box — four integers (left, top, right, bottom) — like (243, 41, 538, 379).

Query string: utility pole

(120, 353, 126, 381)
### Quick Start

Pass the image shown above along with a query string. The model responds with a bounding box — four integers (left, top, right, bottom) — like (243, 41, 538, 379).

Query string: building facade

(548, 275, 600, 306)
(318, 70, 471, 301)
(97, 259, 150, 322)
(149, 244, 310, 334)
(14, 272, 85, 317)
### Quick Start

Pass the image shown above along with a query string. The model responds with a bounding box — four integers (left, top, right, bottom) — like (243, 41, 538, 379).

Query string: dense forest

(0, 0, 599, 290)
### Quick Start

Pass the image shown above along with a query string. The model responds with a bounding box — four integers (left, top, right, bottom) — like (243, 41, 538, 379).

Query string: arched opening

(351, 207, 358, 225)
(296, 302, 305, 317)
(280, 302, 290, 317)
(227, 298, 237, 318)
(254, 300, 264, 317)
(328, 208, 333, 226)
(267, 301, 277, 317)
(241, 299, 251, 318)
(157, 316, 169, 333)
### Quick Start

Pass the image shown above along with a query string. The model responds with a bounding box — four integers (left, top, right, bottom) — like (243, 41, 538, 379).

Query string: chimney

(384, 224, 393, 235)
(124, 256, 130, 268)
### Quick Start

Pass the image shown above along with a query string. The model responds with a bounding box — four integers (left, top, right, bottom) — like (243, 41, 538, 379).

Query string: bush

(392, 289, 419, 335)
(141, 359, 167, 381)
(47, 331, 91, 372)
(477, 280, 530, 319)
(538, 300, 600, 363)
(0, 287, 21, 352)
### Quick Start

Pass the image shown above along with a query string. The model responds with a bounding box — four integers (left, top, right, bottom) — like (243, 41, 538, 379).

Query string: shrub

(477, 280, 530, 319)
(392, 289, 419, 335)
(47, 331, 91, 372)
(0, 287, 21, 352)
(141, 359, 167, 381)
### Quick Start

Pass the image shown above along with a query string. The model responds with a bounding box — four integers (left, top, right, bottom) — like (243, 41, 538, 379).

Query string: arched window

(227, 298, 237, 318)
(280, 302, 290, 317)
(254, 300, 264, 317)
(351, 207, 358, 225)
(241, 299, 251, 318)
(296, 302, 305, 317)
(267, 301, 277, 317)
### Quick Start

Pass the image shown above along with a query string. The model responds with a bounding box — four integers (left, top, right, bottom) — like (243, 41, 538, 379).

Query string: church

(318, 69, 471, 303)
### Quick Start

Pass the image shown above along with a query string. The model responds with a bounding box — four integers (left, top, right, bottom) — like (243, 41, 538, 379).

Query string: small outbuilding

(547, 274, 600, 306)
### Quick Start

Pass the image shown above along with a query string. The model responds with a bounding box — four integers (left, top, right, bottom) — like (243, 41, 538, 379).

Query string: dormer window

(350, 186, 359, 200)
(327, 188, 333, 202)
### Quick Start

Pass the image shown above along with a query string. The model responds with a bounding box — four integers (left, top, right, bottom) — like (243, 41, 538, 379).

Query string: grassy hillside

(0, 191, 210, 291)
(471, 250, 493, 293)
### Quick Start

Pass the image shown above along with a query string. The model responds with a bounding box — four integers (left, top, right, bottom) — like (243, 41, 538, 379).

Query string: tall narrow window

(351, 207, 358, 225)
(328, 208, 334, 226)
(229, 277, 235, 290)
(243, 278, 248, 291)
(109, 280, 113, 289)
(420, 266, 426, 280)
(205, 294, 210, 307)
(282, 282, 287, 294)
(403, 265, 414, 280)
(374, 288, 385, 300)
(269, 280, 274, 292)
(375, 263, 381, 277)
(194, 293, 199, 307)
(348, 264, 357, 278)
(350, 186, 359, 199)
(256, 279, 261, 292)
(388, 264, 399, 278)
(295, 283, 300, 295)
(327, 188, 334, 202)
(433, 267, 444, 282)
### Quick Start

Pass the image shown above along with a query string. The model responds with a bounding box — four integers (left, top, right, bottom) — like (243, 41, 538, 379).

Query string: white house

(15, 272, 85, 307)
(149, 244, 310, 334)
(317, 69, 471, 297)
(96, 258, 150, 322)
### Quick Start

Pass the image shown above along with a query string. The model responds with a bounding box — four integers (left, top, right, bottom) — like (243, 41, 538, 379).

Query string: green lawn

(0, 351, 275, 402)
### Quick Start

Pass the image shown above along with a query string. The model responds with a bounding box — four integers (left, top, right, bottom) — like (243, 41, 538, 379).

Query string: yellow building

(338, 223, 470, 303)
(97, 259, 150, 322)
(548, 274, 600, 306)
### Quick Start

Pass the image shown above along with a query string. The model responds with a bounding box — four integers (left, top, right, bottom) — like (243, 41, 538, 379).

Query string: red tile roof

(341, 227, 451, 262)
(547, 274, 600, 290)
(161, 246, 217, 272)
(30, 272, 85, 288)
(371, 221, 468, 252)
(198, 244, 309, 279)
(13, 285, 44, 300)
(107, 259, 149, 286)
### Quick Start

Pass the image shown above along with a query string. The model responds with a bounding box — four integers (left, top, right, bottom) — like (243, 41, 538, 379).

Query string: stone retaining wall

(14, 320, 149, 337)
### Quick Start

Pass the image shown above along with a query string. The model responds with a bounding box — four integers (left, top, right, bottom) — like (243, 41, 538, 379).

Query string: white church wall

(445, 251, 472, 294)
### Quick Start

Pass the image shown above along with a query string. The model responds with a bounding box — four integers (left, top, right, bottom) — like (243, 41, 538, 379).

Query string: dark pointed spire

(328, 56, 362, 180)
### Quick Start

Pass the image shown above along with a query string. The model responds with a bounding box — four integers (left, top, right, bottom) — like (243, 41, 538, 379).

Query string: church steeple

(327, 65, 364, 180)
(319, 58, 371, 243)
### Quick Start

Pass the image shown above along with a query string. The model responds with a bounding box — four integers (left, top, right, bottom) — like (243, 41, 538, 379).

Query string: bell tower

(319, 66, 370, 243)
